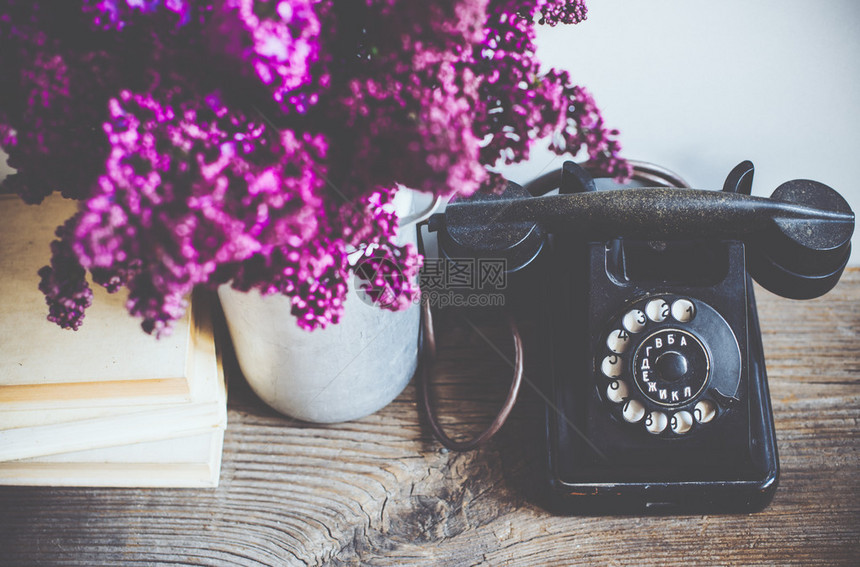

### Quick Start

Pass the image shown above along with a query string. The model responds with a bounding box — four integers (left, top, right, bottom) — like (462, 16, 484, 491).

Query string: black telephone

(424, 160, 854, 514)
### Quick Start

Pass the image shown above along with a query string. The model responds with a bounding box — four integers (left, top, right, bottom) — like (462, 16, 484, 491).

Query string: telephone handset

(426, 160, 854, 514)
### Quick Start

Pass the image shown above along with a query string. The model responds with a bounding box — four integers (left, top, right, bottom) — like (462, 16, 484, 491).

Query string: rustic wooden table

(1, 271, 858, 566)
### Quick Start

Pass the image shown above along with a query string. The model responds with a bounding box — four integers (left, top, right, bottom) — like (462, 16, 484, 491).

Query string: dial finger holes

(670, 410, 694, 434)
(607, 329, 631, 354)
(694, 400, 717, 423)
(671, 299, 696, 322)
(622, 309, 647, 333)
(606, 380, 629, 403)
(622, 399, 646, 423)
(646, 298, 670, 322)
(601, 355, 623, 378)
(644, 411, 668, 434)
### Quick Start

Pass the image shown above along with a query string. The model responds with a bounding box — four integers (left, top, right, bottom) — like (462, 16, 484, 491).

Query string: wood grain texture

(1, 271, 858, 566)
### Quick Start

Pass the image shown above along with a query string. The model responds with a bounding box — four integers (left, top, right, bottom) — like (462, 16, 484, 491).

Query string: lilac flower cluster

(540, 0, 588, 25)
(0, 0, 628, 335)
(207, 0, 325, 113)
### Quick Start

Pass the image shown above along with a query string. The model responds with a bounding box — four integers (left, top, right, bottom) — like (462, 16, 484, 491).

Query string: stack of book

(0, 194, 227, 487)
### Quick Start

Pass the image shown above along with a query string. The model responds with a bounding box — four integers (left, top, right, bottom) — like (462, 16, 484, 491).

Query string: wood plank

(0, 270, 857, 566)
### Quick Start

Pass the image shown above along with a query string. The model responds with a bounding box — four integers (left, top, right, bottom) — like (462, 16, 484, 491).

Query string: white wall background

(497, 0, 860, 264)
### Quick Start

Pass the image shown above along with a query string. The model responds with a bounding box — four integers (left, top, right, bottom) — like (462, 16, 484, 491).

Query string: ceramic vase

(218, 190, 439, 423)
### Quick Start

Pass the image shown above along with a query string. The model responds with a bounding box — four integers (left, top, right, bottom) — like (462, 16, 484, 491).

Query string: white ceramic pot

(218, 190, 440, 423)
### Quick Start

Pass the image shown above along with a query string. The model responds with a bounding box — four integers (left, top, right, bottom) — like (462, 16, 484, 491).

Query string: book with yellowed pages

(0, 293, 226, 462)
(0, 286, 227, 486)
(0, 307, 226, 486)
(0, 193, 199, 408)
(0, 193, 227, 487)
(0, 428, 225, 488)
(0, 295, 227, 462)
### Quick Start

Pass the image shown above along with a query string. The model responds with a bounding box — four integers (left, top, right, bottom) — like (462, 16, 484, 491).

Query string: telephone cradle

(424, 160, 855, 514)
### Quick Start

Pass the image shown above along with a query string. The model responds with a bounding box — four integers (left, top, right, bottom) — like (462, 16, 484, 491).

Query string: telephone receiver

(423, 160, 854, 514)
(438, 160, 853, 300)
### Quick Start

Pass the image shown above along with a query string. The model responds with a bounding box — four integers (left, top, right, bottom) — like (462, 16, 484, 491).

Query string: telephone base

(541, 278, 779, 515)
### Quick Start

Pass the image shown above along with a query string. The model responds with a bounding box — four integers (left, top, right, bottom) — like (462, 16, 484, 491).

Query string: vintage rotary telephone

(418, 160, 854, 514)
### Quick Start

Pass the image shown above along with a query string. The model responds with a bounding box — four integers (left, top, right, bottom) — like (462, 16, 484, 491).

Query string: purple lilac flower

(322, 0, 489, 198)
(207, 0, 325, 113)
(1, 1, 629, 335)
(472, 0, 627, 184)
(84, 0, 195, 29)
(38, 214, 94, 331)
(355, 242, 423, 311)
(66, 90, 331, 334)
(0, 4, 118, 203)
(546, 71, 632, 179)
(336, 62, 487, 198)
(540, 0, 588, 25)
